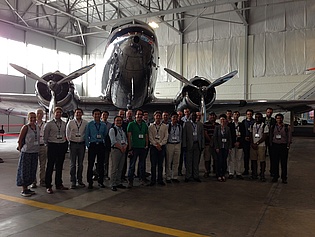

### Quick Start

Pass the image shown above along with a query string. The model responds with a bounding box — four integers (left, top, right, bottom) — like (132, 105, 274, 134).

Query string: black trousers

(271, 143, 289, 180)
(45, 142, 68, 188)
(87, 143, 105, 185)
(243, 140, 251, 172)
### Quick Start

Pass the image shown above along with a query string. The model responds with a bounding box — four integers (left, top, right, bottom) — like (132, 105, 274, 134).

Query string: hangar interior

(1, 0, 315, 131)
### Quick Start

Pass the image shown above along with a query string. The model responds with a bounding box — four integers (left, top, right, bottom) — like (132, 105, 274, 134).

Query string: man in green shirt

(127, 109, 148, 188)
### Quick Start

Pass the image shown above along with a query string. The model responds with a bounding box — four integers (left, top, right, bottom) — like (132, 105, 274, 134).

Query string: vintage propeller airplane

(1, 19, 314, 121)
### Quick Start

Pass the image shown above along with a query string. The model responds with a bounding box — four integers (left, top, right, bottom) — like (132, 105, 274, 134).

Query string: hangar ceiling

(0, 0, 296, 46)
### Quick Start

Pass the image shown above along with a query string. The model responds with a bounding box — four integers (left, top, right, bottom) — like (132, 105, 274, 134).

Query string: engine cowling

(35, 71, 78, 112)
(175, 77, 216, 112)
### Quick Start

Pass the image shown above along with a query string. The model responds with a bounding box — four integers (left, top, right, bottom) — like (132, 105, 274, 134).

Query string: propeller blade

(9, 63, 47, 85)
(200, 94, 207, 123)
(48, 90, 56, 121)
(207, 70, 238, 89)
(164, 68, 199, 89)
(57, 63, 95, 85)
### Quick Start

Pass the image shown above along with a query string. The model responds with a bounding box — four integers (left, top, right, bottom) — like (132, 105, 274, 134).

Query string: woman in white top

(17, 112, 40, 197)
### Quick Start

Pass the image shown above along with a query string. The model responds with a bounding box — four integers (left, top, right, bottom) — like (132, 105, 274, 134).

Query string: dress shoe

(70, 183, 77, 189)
(88, 184, 93, 189)
(111, 186, 117, 191)
(158, 181, 166, 186)
(194, 178, 201, 183)
(171, 179, 180, 183)
(77, 182, 86, 188)
(272, 177, 278, 183)
(236, 175, 244, 180)
(127, 181, 133, 188)
(184, 178, 189, 183)
(147, 182, 155, 186)
(282, 179, 288, 184)
(98, 183, 106, 188)
(242, 171, 249, 175)
(56, 185, 69, 190)
(228, 174, 234, 179)
(166, 179, 172, 183)
(116, 184, 126, 189)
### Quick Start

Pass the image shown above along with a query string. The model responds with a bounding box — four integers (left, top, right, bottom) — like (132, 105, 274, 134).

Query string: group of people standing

(202, 108, 292, 184)
(16, 106, 292, 197)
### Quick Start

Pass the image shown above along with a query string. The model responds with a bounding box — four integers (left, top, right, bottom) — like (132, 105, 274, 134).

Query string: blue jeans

(150, 145, 166, 183)
(128, 148, 146, 181)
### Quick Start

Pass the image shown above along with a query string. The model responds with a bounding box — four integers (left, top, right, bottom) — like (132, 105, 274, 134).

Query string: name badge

(193, 132, 197, 136)
(138, 134, 144, 139)
(121, 140, 126, 145)
(276, 134, 281, 139)
(96, 134, 102, 139)
(172, 136, 177, 142)
(56, 135, 62, 139)
(255, 133, 260, 138)
(34, 141, 39, 145)
(75, 133, 81, 137)
(236, 132, 240, 137)
(222, 138, 227, 143)
(155, 134, 160, 140)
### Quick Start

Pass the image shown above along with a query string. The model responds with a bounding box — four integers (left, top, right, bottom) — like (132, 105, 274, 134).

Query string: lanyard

(54, 120, 61, 134)
(38, 121, 44, 130)
(94, 122, 101, 134)
(29, 125, 38, 141)
(220, 126, 225, 136)
(192, 122, 197, 132)
(154, 124, 161, 134)
(172, 124, 178, 135)
(136, 122, 143, 132)
(75, 120, 82, 132)
(117, 127, 124, 139)
(276, 124, 283, 133)
(255, 123, 262, 134)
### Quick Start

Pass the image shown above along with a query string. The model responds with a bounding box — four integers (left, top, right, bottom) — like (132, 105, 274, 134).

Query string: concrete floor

(0, 135, 314, 237)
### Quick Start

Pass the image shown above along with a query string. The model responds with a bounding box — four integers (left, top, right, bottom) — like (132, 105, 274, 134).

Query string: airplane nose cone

(133, 36, 140, 43)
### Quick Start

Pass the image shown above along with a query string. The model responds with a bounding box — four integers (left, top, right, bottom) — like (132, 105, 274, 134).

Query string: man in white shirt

(31, 109, 47, 188)
(66, 108, 88, 189)
(250, 112, 269, 181)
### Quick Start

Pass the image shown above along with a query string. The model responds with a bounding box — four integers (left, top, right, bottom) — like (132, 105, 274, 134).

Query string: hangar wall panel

(56, 40, 82, 56)
(0, 22, 24, 43)
(25, 32, 55, 50)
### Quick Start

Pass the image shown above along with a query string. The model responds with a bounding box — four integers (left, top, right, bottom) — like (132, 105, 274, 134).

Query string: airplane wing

(0, 93, 38, 117)
(1, 92, 314, 118)
(210, 99, 315, 115)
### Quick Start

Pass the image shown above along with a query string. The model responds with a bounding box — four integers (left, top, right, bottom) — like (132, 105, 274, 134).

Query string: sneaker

(21, 191, 32, 197)
(26, 189, 36, 195)
(30, 183, 37, 189)
(46, 188, 53, 194)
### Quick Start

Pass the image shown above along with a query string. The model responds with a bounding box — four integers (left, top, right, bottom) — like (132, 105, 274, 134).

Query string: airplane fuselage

(102, 20, 158, 109)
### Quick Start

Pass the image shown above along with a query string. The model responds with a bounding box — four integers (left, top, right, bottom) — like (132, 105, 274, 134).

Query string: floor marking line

(0, 193, 210, 237)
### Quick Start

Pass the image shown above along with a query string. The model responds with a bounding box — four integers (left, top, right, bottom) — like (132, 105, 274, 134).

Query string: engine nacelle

(35, 71, 78, 112)
(175, 77, 216, 112)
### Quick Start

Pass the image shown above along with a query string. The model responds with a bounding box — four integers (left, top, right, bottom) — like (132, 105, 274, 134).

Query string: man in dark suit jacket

(182, 112, 204, 182)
